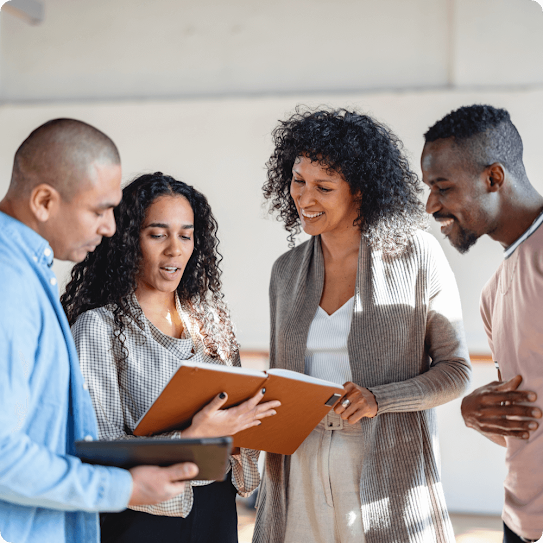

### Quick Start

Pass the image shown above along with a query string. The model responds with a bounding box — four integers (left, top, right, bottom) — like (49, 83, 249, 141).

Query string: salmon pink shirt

(480, 211, 543, 541)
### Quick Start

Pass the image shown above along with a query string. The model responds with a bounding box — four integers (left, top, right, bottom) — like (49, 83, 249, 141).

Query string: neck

(320, 225, 362, 261)
(0, 196, 32, 226)
(489, 185, 543, 248)
(134, 285, 177, 317)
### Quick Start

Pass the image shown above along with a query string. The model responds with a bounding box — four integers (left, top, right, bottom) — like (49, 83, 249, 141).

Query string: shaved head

(10, 118, 120, 200)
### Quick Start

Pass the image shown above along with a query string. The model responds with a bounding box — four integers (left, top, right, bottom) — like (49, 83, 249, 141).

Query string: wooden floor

(237, 502, 508, 543)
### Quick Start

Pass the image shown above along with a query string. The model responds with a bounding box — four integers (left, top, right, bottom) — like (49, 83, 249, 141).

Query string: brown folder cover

(133, 363, 344, 455)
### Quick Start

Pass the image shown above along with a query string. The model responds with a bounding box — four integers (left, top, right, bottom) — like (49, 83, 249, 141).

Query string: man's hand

(128, 462, 199, 506)
(461, 375, 542, 444)
(334, 382, 378, 424)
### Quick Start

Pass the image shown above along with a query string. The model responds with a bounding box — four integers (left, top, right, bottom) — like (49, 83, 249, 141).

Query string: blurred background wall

(1, 0, 542, 515)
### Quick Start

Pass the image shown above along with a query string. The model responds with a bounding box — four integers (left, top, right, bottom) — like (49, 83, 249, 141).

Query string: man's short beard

(450, 225, 480, 254)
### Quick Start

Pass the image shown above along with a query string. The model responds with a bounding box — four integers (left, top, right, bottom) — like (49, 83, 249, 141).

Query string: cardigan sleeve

(367, 237, 471, 414)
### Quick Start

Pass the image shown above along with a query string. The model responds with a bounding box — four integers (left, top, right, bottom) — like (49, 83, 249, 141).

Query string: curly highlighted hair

(264, 107, 427, 253)
(61, 172, 238, 364)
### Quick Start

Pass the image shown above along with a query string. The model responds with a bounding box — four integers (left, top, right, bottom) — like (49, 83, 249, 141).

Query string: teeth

(440, 219, 454, 227)
(163, 267, 178, 272)
(301, 210, 324, 219)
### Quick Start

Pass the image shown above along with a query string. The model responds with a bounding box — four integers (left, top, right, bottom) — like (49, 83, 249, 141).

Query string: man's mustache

(433, 213, 455, 221)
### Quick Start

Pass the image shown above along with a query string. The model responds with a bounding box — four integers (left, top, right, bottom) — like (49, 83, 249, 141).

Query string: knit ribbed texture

(253, 231, 471, 543)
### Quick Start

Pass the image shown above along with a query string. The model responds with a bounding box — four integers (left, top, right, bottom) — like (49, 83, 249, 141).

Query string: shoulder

(382, 230, 447, 271)
(72, 306, 115, 342)
(406, 229, 443, 257)
(271, 238, 313, 279)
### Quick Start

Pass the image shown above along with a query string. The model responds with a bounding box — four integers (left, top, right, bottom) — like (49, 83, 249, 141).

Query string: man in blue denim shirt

(0, 119, 197, 543)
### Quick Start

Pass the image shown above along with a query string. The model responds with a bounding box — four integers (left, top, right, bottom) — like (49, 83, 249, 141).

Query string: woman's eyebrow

(292, 169, 341, 183)
(143, 222, 194, 229)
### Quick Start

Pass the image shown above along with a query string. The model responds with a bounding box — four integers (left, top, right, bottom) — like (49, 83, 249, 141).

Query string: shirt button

(50, 277, 57, 286)
(33, 256, 38, 262)
(44, 248, 52, 257)
(84, 435, 93, 442)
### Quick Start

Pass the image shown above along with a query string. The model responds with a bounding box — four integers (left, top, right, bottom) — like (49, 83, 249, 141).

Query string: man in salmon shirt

(421, 104, 543, 543)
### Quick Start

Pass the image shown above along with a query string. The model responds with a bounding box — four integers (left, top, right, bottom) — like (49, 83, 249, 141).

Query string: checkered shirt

(71, 293, 260, 517)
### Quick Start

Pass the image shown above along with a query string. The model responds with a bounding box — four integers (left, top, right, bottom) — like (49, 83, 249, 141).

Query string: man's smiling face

(421, 137, 495, 254)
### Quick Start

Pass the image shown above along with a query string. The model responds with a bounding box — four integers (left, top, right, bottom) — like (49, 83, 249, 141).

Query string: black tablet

(75, 437, 232, 481)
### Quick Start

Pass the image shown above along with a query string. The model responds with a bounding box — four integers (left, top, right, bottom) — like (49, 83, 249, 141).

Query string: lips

(161, 266, 180, 274)
(301, 209, 324, 219)
(438, 218, 454, 236)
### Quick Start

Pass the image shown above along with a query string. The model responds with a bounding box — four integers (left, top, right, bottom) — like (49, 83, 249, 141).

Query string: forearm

(0, 433, 132, 512)
(368, 357, 471, 415)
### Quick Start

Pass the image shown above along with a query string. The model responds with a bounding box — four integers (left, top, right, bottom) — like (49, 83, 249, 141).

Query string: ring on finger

(341, 398, 351, 409)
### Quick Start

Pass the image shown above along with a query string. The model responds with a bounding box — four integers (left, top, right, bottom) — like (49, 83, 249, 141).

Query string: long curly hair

(61, 172, 238, 364)
(264, 107, 428, 253)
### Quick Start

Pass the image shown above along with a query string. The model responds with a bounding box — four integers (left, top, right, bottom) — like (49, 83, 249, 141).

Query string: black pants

(100, 477, 238, 543)
(503, 522, 540, 543)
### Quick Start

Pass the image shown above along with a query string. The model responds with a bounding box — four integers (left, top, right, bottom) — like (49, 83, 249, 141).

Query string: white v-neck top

(304, 296, 354, 385)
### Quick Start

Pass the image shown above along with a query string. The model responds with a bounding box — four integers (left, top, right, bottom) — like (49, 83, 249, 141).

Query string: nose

(98, 208, 116, 238)
(425, 190, 441, 215)
(293, 184, 316, 209)
(165, 236, 182, 256)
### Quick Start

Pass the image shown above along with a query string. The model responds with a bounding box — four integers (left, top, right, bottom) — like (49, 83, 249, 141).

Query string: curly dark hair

(424, 104, 526, 181)
(264, 107, 427, 253)
(61, 172, 238, 364)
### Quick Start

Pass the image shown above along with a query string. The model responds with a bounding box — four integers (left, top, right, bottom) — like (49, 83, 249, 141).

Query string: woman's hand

(182, 389, 281, 438)
(334, 382, 378, 424)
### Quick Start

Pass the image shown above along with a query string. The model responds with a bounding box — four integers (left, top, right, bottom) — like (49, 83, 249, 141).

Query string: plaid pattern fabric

(72, 294, 260, 518)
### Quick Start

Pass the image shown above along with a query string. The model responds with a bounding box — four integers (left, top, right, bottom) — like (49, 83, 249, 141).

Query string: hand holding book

(182, 388, 281, 439)
(134, 361, 344, 455)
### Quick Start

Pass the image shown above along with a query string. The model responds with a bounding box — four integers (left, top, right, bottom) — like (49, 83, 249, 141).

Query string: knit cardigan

(252, 231, 471, 543)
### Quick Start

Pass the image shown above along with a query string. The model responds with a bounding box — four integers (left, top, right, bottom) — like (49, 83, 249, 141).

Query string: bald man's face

(45, 162, 122, 262)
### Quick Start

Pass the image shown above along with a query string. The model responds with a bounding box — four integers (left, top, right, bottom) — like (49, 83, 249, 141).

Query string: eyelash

(293, 178, 332, 193)
(149, 234, 192, 240)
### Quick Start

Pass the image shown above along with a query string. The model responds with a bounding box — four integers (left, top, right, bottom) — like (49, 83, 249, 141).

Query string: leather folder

(133, 362, 344, 455)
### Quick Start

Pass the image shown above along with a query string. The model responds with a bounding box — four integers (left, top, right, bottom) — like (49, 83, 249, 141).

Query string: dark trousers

(503, 522, 540, 543)
(100, 476, 238, 543)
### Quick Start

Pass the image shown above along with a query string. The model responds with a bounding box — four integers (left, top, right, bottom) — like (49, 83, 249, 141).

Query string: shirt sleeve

(0, 278, 132, 513)
(72, 310, 131, 441)
(226, 349, 261, 496)
(229, 448, 260, 496)
(368, 237, 472, 414)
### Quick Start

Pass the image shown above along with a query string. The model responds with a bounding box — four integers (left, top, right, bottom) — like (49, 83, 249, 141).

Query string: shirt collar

(0, 211, 55, 267)
(504, 208, 543, 259)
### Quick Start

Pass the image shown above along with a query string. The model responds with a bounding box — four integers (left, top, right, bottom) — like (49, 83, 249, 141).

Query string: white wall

(1, 0, 542, 101)
(1, 87, 539, 351)
(437, 362, 507, 514)
(0, 0, 542, 516)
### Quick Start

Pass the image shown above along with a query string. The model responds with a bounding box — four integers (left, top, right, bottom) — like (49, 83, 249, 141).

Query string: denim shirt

(0, 212, 133, 543)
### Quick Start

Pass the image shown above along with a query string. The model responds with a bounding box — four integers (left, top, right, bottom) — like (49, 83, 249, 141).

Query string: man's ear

(486, 163, 505, 192)
(29, 183, 61, 222)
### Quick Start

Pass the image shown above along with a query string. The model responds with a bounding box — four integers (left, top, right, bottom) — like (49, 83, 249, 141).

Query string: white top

(304, 297, 354, 385)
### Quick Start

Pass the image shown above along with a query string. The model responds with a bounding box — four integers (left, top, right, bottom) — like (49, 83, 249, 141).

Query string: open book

(133, 361, 344, 455)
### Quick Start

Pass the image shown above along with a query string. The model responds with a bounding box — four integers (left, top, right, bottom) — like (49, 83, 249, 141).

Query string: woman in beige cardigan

(253, 108, 471, 543)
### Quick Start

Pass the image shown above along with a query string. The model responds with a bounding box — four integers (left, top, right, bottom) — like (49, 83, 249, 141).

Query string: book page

(267, 368, 345, 388)
(176, 359, 267, 378)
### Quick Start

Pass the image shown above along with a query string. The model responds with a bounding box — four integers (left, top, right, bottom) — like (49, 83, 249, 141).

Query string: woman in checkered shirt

(61, 172, 279, 543)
